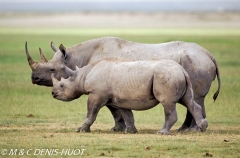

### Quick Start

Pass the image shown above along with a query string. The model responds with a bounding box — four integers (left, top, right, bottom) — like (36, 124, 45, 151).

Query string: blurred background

(0, 0, 240, 33)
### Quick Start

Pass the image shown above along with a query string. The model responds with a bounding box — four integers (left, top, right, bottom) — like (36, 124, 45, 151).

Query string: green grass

(0, 28, 240, 157)
(1, 28, 240, 36)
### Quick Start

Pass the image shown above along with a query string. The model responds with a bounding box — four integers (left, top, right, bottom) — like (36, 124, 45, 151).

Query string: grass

(0, 28, 240, 157)
(1, 28, 240, 36)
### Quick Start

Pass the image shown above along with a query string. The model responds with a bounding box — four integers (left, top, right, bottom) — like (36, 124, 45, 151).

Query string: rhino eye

(50, 68, 55, 72)
(60, 83, 64, 88)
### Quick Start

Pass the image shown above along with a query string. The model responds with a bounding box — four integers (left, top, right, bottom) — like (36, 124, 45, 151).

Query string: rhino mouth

(53, 96, 72, 102)
(52, 94, 77, 102)
(32, 79, 53, 87)
(31, 75, 53, 86)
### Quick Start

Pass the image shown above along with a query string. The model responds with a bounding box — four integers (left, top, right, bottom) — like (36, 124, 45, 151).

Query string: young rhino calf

(51, 58, 208, 134)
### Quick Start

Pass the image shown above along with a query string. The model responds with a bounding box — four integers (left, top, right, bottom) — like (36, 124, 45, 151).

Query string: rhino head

(25, 42, 73, 87)
(51, 73, 79, 101)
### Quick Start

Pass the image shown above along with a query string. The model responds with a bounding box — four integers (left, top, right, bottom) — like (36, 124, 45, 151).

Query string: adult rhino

(51, 58, 208, 134)
(25, 36, 220, 132)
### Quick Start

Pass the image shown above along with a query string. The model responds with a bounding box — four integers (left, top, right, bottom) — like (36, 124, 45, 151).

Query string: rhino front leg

(76, 122, 91, 133)
(118, 108, 138, 134)
(107, 106, 126, 132)
(76, 94, 106, 133)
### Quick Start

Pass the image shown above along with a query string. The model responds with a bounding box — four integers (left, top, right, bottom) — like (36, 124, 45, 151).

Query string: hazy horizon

(0, 0, 240, 12)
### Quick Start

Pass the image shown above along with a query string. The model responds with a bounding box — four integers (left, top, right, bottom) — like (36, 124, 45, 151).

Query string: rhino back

(69, 37, 215, 82)
(69, 37, 218, 101)
(87, 38, 183, 63)
(84, 59, 186, 110)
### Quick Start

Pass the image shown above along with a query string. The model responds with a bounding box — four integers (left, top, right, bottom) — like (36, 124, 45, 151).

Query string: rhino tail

(204, 50, 221, 102)
(182, 68, 194, 99)
(211, 57, 221, 102)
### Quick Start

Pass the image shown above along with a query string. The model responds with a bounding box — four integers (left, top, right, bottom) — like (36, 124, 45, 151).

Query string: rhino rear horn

(39, 47, 48, 63)
(75, 64, 80, 71)
(51, 41, 58, 52)
(51, 73, 59, 84)
(25, 41, 38, 70)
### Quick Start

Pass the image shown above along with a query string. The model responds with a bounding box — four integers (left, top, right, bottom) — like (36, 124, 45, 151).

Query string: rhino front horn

(39, 47, 48, 63)
(25, 41, 38, 70)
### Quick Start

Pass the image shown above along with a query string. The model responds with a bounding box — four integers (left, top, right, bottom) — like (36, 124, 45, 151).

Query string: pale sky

(0, 0, 239, 12)
(0, 0, 238, 2)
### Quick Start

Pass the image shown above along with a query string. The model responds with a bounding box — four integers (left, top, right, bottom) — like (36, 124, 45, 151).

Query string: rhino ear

(51, 74, 59, 84)
(59, 44, 67, 59)
(51, 41, 58, 52)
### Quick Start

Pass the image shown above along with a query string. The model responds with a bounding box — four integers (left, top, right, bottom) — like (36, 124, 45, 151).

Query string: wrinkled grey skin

(25, 36, 220, 132)
(51, 58, 208, 134)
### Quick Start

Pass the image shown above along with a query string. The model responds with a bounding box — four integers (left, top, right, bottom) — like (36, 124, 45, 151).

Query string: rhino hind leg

(125, 126, 138, 134)
(181, 93, 208, 132)
(177, 111, 200, 132)
(177, 97, 206, 132)
(118, 108, 138, 134)
(186, 96, 207, 132)
(157, 104, 178, 135)
(107, 105, 126, 132)
(177, 110, 192, 132)
(179, 50, 215, 132)
(177, 112, 200, 132)
(198, 119, 208, 132)
(190, 101, 208, 132)
(110, 121, 125, 132)
(186, 95, 206, 132)
(187, 119, 199, 132)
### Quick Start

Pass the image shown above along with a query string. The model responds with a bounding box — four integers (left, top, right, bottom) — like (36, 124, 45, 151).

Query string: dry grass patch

(1, 124, 240, 157)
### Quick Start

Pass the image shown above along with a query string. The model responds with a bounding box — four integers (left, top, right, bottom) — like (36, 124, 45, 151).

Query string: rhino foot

(76, 123, 91, 133)
(188, 126, 199, 132)
(198, 119, 208, 132)
(178, 124, 201, 133)
(177, 125, 189, 132)
(124, 126, 138, 134)
(157, 129, 171, 135)
(110, 124, 125, 132)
